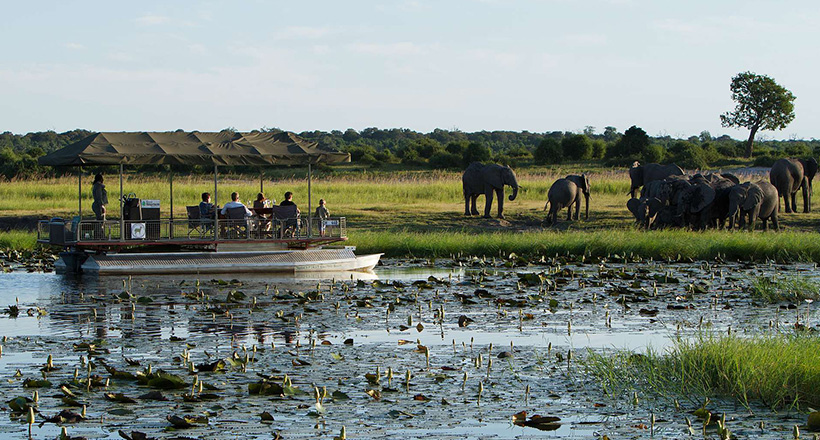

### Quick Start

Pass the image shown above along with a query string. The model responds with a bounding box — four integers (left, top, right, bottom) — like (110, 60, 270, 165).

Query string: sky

(2, 0, 818, 140)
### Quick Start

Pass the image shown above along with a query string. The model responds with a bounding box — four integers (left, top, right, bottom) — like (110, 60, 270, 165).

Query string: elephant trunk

(509, 185, 518, 201)
(584, 193, 589, 220)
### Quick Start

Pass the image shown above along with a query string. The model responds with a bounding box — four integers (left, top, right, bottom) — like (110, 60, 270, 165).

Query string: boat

(37, 131, 382, 275)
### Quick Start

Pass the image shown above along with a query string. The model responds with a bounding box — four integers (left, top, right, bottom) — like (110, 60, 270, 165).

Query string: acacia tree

(720, 71, 795, 158)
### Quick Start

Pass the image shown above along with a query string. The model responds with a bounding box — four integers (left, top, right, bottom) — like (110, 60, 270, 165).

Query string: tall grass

(349, 230, 820, 262)
(0, 231, 37, 250)
(749, 275, 820, 303)
(585, 333, 820, 410)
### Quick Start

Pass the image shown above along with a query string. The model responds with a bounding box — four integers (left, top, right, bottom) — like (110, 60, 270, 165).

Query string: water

(0, 261, 815, 439)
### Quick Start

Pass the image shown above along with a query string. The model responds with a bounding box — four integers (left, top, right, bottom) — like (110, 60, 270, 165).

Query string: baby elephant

(727, 181, 779, 231)
(544, 174, 590, 225)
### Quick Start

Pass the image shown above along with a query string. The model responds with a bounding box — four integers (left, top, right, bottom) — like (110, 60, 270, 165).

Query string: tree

(720, 71, 795, 158)
(533, 139, 563, 165)
(561, 134, 593, 160)
(607, 125, 649, 159)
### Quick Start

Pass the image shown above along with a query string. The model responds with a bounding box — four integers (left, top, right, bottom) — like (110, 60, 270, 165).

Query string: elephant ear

(582, 174, 590, 193)
(647, 198, 664, 217)
(629, 166, 644, 186)
(804, 158, 818, 182)
(691, 184, 715, 213)
(485, 165, 504, 189)
(626, 198, 643, 219)
(743, 184, 763, 211)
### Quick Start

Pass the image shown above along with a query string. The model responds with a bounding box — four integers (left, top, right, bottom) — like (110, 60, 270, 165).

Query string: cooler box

(140, 199, 161, 240)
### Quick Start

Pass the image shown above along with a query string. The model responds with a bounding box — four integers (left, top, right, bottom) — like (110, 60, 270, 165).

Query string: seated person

(199, 192, 215, 218)
(253, 192, 272, 209)
(279, 191, 301, 236)
(221, 192, 253, 217)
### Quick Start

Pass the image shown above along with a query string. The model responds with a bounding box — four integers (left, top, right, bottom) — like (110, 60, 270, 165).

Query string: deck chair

(225, 206, 250, 239)
(272, 205, 300, 238)
(186, 206, 211, 238)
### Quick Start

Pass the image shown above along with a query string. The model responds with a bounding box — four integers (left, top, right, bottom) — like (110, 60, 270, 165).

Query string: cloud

(559, 33, 608, 46)
(63, 42, 85, 50)
(274, 26, 331, 40)
(346, 42, 428, 56)
(652, 15, 772, 43)
(135, 15, 170, 26)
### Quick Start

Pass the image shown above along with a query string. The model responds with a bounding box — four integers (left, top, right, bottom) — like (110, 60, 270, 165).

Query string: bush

(561, 134, 593, 160)
(534, 139, 563, 165)
(462, 142, 492, 166)
(592, 140, 607, 159)
(607, 126, 649, 159)
(642, 144, 666, 163)
(493, 154, 518, 168)
(753, 154, 778, 167)
(428, 151, 462, 169)
(785, 142, 812, 157)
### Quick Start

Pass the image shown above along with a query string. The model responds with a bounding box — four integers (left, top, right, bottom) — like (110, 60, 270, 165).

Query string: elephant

(675, 181, 715, 230)
(627, 197, 664, 229)
(628, 162, 685, 198)
(728, 181, 779, 231)
(544, 174, 590, 225)
(462, 162, 519, 218)
(769, 158, 818, 213)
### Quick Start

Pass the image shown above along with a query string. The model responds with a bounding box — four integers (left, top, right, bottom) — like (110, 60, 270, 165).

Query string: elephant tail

(543, 200, 550, 212)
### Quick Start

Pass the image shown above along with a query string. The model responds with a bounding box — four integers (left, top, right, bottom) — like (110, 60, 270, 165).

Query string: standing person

(91, 174, 108, 221)
(315, 199, 330, 236)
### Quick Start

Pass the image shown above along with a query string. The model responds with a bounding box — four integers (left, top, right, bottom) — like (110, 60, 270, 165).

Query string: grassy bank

(349, 229, 820, 262)
(585, 333, 820, 411)
(0, 231, 37, 250)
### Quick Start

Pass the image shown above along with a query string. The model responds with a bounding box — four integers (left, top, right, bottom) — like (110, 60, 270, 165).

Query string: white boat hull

(61, 248, 382, 275)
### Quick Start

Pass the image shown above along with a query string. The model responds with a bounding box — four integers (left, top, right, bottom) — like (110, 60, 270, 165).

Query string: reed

(584, 333, 820, 411)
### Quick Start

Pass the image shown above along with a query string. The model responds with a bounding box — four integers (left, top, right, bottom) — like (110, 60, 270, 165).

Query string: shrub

(785, 142, 812, 157)
(534, 139, 563, 165)
(753, 154, 777, 167)
(642, 144, 666, 163)
(462, 142, 491, 165)
(607, 126, 649, 159)
(561, 134, 593, 160)
(592, 140, 607, 159)
(428, 151, 462, 169)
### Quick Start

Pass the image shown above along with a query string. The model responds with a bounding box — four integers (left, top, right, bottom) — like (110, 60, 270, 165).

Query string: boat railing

(37, 216, 347, 245)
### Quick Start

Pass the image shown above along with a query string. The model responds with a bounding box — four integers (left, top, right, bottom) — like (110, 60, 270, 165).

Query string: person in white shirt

(220, 192, 253, 217)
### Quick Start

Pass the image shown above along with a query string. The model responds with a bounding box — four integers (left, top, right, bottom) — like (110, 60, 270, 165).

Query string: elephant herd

(627, 158, 817, 231)
(460, 158, 817, 231)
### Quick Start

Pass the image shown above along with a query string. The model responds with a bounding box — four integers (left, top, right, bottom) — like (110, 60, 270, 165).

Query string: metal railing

(38, 217, 347, 245)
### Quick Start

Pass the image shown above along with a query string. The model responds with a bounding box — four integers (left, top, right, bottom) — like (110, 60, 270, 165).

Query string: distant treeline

(2, 127, 819, 178)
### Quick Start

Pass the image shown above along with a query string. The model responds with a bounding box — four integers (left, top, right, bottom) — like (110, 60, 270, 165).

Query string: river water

(0, 259, 815, 439)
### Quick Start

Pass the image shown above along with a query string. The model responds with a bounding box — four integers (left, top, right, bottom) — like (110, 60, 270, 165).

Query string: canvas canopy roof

(38, 131, 351, 166)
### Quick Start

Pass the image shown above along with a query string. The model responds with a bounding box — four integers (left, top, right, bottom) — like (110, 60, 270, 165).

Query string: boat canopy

(38, 131, 351, 166)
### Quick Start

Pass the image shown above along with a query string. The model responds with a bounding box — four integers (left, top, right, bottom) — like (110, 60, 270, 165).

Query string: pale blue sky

(2, 1, 818, 139)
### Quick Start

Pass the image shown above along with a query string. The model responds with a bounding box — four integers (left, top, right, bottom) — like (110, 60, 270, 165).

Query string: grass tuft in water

(0, 231, 37, 250)
(584, 333, 820, 411)
(748, 275, 820, 303)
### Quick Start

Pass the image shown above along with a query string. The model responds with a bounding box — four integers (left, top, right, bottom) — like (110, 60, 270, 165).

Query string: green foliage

(462, 142, 491, 166)
(591, 140, 607, 159)
(785, 142, 812, 157)
(607, 126, 649, 159)
(641, 144, 666, 163)
(428, 151, 462, 169)
(561, 134, 593, 160)
(749, 275, 820, 303)
(585, 333, 820, 410)
(533, 139, 563, 165)
(720, 71, 796, 157)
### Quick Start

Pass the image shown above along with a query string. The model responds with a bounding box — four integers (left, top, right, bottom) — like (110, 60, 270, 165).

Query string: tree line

(1, 126, 818, 179)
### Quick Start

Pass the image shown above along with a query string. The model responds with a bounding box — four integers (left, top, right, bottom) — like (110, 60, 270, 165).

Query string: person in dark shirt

(199, 192, 215, 218)
(280, 191, 297, 208)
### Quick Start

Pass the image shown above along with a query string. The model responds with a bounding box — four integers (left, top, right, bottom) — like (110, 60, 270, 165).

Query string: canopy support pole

(78, 167, 82, 218)
(307, 163, 312, 237)
(214, 165, 218, 241)
(260, 175, 264, 194)
(119, 164, 124, 242)
(169, 169, 174, 239)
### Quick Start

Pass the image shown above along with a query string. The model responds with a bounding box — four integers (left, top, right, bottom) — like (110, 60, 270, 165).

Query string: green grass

(585, 333, 820, 411)
(0, 231, 37, 250)
(349, 229, 820, 262)
(5, 171, 820, 261)
(749, 275, 820, 303)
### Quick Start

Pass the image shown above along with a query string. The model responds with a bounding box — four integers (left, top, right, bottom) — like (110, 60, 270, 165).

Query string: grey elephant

(628, 162, 685, 198)
(462, 162, 519, 218)
(544, 174, 590, 225)
(727, 181, 779, 231)
(675, 181, 716, 230)
(769, 158, 818, 213)
(627, 197, 664, 229)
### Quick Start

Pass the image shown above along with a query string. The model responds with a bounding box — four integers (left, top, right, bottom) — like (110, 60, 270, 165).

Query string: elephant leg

(790, 192, 797, 213)
(496, 188, 505, 219)
(771, 213, 779, 231)
(464, 196, 471, 216)
(574, 198, 581, 221)
(470, 195, 480, 215)
(483, 189, 494, 218)
(566, 204, 572, 221)
(802, 181, 810, 213)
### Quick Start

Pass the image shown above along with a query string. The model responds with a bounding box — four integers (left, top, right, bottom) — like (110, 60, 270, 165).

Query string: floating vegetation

(749, 275, 820, 303)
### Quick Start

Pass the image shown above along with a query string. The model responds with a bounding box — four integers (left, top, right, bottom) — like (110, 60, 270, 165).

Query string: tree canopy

(720, 71, 795, 158)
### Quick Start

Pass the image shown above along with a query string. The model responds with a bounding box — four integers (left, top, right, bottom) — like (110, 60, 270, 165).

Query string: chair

(272, 205, 300, 238)
(225, 206, 250, 239)
(186, 206, 212, 238)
